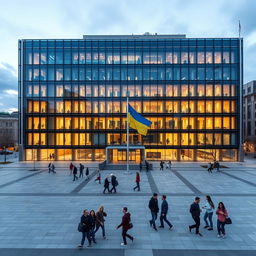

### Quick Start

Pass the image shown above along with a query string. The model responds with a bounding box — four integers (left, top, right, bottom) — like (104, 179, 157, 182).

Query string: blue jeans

(217, 220, 226, 235)
(150, 211, 158, 229)
(81, 231, 91, 246)
(94, 223, 105, 237)
(204, 212, 213, 228)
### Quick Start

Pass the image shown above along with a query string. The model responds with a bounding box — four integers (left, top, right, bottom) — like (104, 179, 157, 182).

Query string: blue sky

(0, 0, 255, 112)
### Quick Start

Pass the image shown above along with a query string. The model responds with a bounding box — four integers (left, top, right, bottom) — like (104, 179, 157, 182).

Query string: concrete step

(104, 164, 140, 170)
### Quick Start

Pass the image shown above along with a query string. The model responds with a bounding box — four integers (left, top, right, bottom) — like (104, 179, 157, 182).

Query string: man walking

(73, 166, 78, 181)
(148, 193, 159, 231)
(159, 195, 173, 229)
(110, 174, 118, 193)
(79, 163, 84, 178)
(116, 207, 134, 246)
(78, 209, 93, 248)
(103, 177, 110, 194)
(48, 162, 52, 173)
(160, 161, 164, 171)
(189, 197, 202, 236)
(139, 161, 142, 172)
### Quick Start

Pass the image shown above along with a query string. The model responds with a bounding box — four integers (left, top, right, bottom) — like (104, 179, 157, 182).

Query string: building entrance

(106, 145, 145, 164)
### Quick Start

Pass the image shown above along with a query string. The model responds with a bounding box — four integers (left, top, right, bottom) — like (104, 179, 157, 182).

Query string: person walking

(216, 202, 228, 238)
(202, 195, 215, 231)
(103, 177, 110, 194)
(133, 172, 140, 191)
(78, 209, 93, 248)
(94, 169, 101, 184)
(79, 163, 84, 178)
(116, 207, 134, 246)
(69, 162, 74, 175)
(89, 210, 97, 244)
(51, 164, 56, 174)
(139, 161, 142, 172)
(94, 206, 107, 239)
(160, 161, 164, 171)
(159, 195, 173, 229)
(189, 197, 202, 236)
(216, 161, 220, 172)
(167, 160, 172, 170)
(48, 162, 52, 173)
(85, 167, 89, 180)
(207, 163, 213, 173)
(148, 193, 159, 231)
(73, 166, 78, 181)
(110, 174, 118, 193)
(146, 161, 149, 172)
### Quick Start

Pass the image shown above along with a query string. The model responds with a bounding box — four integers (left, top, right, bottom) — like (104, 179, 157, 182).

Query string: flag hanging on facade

(128, 104, 152, 136)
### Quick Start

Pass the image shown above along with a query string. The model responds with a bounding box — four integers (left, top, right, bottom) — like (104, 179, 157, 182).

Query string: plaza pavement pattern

(1, 161, 256, 256)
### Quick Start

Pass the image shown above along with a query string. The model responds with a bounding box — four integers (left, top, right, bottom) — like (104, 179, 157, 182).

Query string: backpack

(115, 180, 119, 186)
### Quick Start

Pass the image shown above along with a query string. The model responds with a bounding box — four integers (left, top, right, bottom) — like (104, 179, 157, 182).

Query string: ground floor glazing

(23, 148, 238, 162)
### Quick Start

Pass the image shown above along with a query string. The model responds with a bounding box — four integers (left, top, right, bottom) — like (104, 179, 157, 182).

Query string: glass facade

(18, 35, 242, 161)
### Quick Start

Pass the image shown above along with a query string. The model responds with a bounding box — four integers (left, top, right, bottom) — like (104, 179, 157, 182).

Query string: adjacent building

(0, 112, 19, 148)
(18, 34, 243, 162)
(243, 80, 256, 152)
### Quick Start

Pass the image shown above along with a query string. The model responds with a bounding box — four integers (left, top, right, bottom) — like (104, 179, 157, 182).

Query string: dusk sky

(0, 0, 255, 112)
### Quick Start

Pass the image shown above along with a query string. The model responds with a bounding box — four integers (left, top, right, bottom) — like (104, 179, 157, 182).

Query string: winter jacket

(148, 197, 159, 213)
(80, 215, 93, 232)
(117, 212, 131, 230)
(161, 200, 169, 214)
(190, 202, 201, 217)
(136, 174, 140, 183)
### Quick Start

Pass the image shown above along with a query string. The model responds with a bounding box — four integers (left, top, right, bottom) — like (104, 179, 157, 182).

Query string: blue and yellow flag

(128, 104, 152, 136)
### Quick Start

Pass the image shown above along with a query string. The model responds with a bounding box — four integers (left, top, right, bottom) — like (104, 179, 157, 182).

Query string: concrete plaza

(1, 160, 256, 256)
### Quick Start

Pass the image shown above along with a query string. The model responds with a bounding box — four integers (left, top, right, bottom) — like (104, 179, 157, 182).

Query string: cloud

(0, 63, 18, 112)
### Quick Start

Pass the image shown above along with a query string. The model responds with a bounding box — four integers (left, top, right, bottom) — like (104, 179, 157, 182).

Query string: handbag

(128, 223, 133, 229)
(78, 222, 83, 232)
(225, 217, 232, 225)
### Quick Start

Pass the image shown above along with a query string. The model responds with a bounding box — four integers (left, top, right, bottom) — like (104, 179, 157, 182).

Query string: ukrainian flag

(128, 104, 152, 136)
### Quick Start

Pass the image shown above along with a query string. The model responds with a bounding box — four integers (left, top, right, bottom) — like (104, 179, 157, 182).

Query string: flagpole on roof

(126, 95, 130, 174)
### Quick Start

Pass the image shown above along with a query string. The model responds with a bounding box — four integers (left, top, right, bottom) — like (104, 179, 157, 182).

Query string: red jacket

(136, 174, 140, 183)
(118, 212, 131, 230)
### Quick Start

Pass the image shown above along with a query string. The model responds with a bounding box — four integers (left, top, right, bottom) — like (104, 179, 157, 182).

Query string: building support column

(238, 145, 244, 162)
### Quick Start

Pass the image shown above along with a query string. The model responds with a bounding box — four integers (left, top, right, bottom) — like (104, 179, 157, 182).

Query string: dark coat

(73, 166, 77, 175)
(117, 212, 131, 230)
(86, 168, 89, 175)
(190, 202, 201, 217)
(80, 214, 93, 232)
(104, 178, 110, 188)
(111, 175, 117, 186)
(148, 197, 159, 213)
(161, 199, 168, 214)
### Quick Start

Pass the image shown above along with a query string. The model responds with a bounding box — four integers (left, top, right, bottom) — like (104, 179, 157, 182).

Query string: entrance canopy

(106, 145, 145, 163)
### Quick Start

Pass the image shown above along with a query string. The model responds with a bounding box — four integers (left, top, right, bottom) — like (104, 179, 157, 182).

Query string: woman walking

(216, 202, 228, 238)
(202, 195, 215, 231)
(89, 210, 97, 244)
(94, 206, 107, 239)
(133, 172, 140, 191)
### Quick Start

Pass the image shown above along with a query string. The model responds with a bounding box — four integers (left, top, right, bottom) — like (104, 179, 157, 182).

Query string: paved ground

(1, 160, 256, 256)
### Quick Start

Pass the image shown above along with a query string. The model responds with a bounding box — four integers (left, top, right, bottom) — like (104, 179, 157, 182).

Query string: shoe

(169, 225, 173, 230)
(207, 228, 213, 231)
(77, 244, 83, 248)
(153, 227, 158, 231)
(131, 237, 134, 242)
(217, 234, 222, 238)
(197, 233, 203, 237)
(204, 225, 209, 229)
(222, 235, 226, 239)
(189, 226, 192, 232)
(149, 220, 152, 227)
(121, 243, 127, 246)
(86, 244, 92, 248)
(158, 226, 164, 228)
